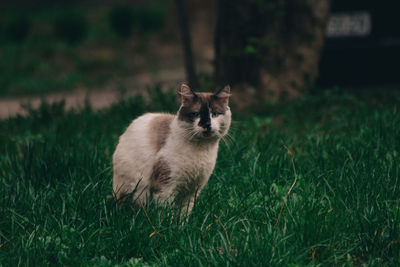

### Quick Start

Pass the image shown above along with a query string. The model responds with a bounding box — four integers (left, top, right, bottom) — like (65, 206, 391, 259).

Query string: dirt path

(0, 89, 130, 119)
(0, 67, 190, 119)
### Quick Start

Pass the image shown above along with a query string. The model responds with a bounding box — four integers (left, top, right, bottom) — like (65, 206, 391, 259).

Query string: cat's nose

(200, 120, 211, 130)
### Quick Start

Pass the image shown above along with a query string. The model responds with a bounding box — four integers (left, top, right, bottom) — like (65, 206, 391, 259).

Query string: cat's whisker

(222, 136, 232, 147)
(222, 133, 234, 144)
(185, 129, 199, 141)
(221, 136, 230, 147)
(180, 127, 193, 139)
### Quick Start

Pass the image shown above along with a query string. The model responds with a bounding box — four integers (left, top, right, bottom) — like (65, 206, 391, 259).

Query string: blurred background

(0, 0, 399, 117)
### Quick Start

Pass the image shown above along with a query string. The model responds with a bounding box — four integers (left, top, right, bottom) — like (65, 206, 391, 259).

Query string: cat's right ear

(178, 84, 197, 105)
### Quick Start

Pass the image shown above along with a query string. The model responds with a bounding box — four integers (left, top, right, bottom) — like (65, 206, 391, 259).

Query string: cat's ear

(214, 85, 231, 105)
(179, 84, 197, 105)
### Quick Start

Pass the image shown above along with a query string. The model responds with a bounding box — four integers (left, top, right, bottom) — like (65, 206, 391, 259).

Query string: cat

(112, 84, 231, 215)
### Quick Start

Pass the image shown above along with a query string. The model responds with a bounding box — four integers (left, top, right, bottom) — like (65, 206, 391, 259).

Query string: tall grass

(0, 90, 399, 266)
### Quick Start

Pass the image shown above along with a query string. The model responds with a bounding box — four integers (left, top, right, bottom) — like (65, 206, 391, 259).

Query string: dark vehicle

(317, 0, 400, 86)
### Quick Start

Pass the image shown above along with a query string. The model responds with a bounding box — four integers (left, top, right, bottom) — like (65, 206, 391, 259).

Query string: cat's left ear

(214, 85, 231, 105)
(179, 84, 197, 105)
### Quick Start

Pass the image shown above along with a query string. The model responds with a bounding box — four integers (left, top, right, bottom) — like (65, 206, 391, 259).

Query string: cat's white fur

(112, 89, 231, 213)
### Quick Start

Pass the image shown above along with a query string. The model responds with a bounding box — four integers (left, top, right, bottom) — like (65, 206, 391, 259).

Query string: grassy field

(0, 90, 399, 266)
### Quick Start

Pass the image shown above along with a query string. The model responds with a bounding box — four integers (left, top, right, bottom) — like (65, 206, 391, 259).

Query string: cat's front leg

(152, 179, 202, 222)
(176, 186, 203, 223)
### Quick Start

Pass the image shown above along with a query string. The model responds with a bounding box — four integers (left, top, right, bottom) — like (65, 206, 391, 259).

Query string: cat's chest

(161, 142, 218, 180)
(174, 155, 216, 184)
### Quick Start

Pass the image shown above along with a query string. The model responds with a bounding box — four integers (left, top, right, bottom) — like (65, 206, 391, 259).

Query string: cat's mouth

(202, 129, 215, 137)
(202, 131, 211, 137)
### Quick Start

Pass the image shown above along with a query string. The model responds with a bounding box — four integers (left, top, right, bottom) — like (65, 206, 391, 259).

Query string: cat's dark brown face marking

(150, 158, 171, 195)
(178, 92, 229, 124)
(148, 114, 174, 152)
(177, 84, 231, 140)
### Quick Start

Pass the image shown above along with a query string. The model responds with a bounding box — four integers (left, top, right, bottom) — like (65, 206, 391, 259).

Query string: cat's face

(177, 84, 231, 141)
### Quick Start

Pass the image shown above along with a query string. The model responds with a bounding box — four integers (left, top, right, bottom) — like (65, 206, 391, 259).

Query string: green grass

(0, 90, 399, 266)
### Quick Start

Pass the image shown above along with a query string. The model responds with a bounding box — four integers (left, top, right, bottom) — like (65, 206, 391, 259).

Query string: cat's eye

(191, 112, 200, 117)
(212, 111, 223, 117)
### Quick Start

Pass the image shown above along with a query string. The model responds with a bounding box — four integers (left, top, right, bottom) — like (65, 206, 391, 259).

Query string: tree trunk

(214, 0, 331, 104)
(175, 0, 199, 88)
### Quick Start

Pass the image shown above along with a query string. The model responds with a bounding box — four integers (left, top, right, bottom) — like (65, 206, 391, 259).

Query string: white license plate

(326, 11, 371, 38)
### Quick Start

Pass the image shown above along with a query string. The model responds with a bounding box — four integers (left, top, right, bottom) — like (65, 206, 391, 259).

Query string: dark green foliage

(1, 16, 31, 43)
(0, 91, 399, 265)
(0, 4, 171, 96)
(109, 3, 166, 39)
(54, 12, 88, 44)
(133, 3, 166, 35)
(109, 7, 135, 39)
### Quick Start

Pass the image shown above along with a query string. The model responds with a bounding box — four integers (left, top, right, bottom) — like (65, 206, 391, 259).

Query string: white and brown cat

(112, 84, 231, 214)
